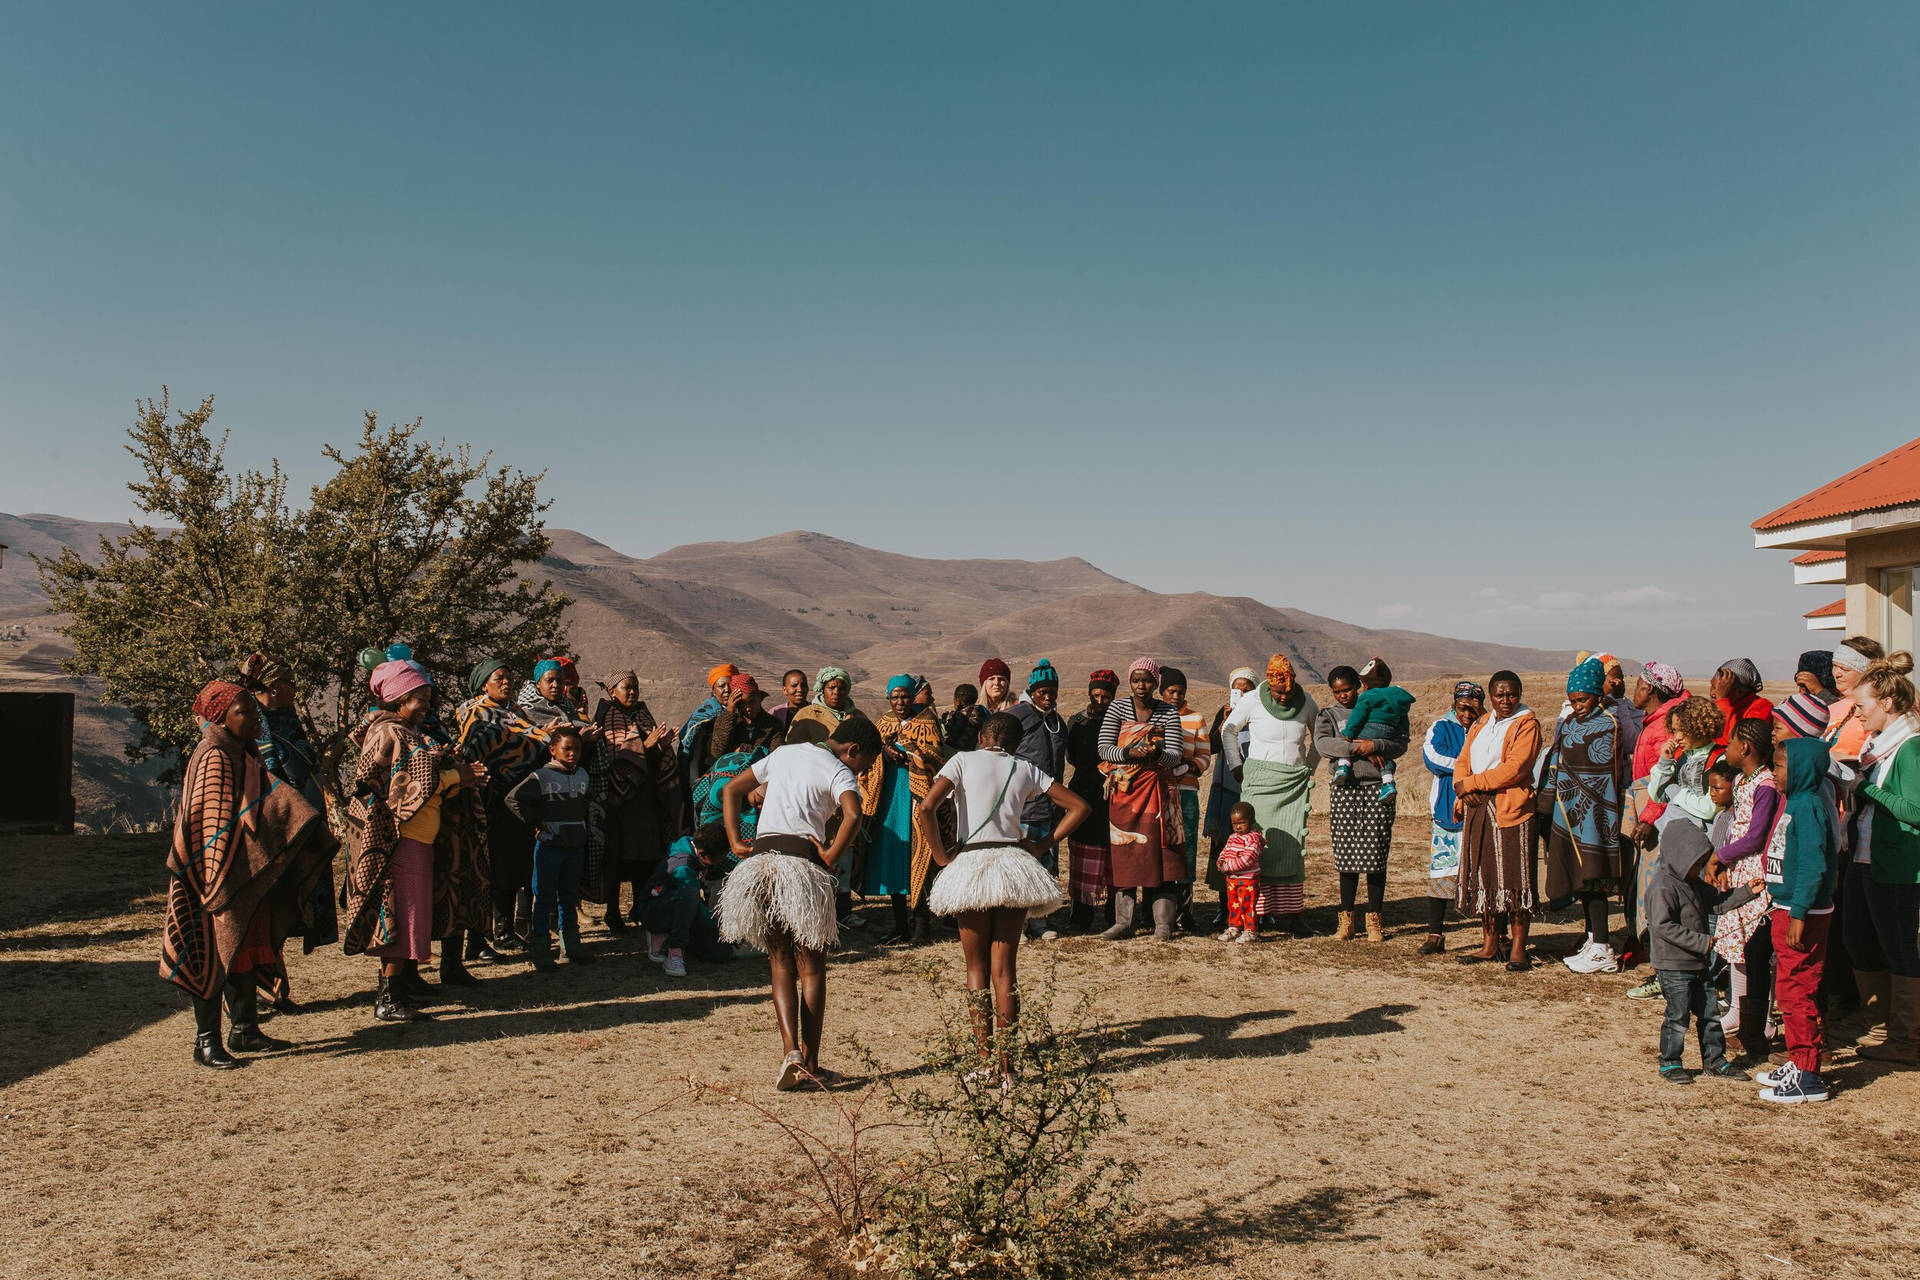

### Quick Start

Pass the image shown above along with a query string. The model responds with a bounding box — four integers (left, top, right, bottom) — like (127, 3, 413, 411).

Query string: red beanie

(193, 680, 246, 726)
(979, 658, 1011, 683)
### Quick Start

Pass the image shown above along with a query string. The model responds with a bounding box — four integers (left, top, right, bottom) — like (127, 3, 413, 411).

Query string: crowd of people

(158, 641, 1920, 1104)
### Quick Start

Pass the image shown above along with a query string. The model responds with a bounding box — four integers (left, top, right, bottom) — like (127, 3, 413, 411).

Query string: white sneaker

(647, 933, 668, 964)
(1562, 941, 1619, 974)
(663, 952, 687, 978)
(1752, 1061, 1794, 1087)
(1219, 927, 1241, 942)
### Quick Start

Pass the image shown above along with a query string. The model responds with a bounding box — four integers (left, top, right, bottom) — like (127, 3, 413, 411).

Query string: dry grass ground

(3, 816, 1916, 1280)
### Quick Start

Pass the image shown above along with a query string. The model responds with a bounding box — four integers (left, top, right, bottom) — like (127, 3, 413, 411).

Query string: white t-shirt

(750, 744, 859, 843)
(936, 749, 1053, 844)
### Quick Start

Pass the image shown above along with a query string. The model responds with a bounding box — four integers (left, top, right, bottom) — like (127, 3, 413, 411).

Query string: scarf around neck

(1260, 682, 1304, 721)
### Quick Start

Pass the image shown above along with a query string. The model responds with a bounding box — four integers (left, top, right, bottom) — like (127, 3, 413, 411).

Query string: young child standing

(503, 724, 596, 971)
(1646, 821, 1760, 1083)
(1337, 658, 1415, 799)
(1215, 801, 1264, 943)
(1708, 719, 1781, 1062)
(1753, 736, 1839, 1103)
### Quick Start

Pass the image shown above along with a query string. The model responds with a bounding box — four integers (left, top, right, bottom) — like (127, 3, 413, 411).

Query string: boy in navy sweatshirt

(504, 725, 596, 970)
(1753, 736, 1838, 1103)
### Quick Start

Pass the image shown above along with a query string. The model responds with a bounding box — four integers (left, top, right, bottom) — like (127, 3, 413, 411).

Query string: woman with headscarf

(1219, 654, 1319, 939)
(704, 673, 784, 770)
(785, 665, 883, 926)
(1063, 669, 1120, 932)
(1157, 666, 1212, 933)
(161, 680, 335, 1068)
(1710, 658, 1773, 763)
(1314, 664, 1408, 942)
(1418, 681, 1483, 954)
(593, 670, 677, 933)
(866, 674, 952, 944)
(1546, 657, 1629, 975)
(1097, 657, 1192, 942)
(341, 661, 488, 1021)
(236, 651, 337, 1012)
(456, 658, 561, 957)
(1453, 671, 1543, 970)
(1009, 659, 1070, 937)
(678, 662, 739, 791)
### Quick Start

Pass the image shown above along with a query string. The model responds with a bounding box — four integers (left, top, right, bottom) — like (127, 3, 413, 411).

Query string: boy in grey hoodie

(1647, 821, 1760, 1083)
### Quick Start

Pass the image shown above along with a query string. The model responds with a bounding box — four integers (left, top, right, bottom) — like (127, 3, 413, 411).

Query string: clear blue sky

(5, 3, 1918, 677)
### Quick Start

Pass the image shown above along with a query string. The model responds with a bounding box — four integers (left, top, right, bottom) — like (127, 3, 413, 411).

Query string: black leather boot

(884, 895, 913, 944)
(374, 975, 420, 1023)
(440, 935, 480, 987)
(1067, 902, 1095, 934)
(396, 960, 439, 1006)
(193, 995, 244, 1069)
(225, 975, 292, 1053)
(560, 928, 596, 964)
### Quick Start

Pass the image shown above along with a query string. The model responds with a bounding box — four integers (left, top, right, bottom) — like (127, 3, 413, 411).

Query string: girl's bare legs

(958, 910, 994, 1054)
(766, 931, 800, 1058)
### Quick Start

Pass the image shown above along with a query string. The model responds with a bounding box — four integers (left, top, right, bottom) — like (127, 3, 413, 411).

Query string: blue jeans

(531, 839, 584, 943)
(1022, 821, 1057, 875)
(640, 882, 719, 951)
(1657, 969, 1727, 1069)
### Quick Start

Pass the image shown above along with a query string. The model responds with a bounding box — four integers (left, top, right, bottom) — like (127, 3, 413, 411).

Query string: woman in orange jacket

(1453, 671, 1544, 971)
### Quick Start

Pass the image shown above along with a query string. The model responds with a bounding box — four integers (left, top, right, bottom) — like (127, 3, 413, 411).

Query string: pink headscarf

(370, 659, 431, 706)
(1127, 657, 1161, 682)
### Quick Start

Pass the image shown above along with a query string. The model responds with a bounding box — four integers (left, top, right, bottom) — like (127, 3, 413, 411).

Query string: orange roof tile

(1804, 598, 1846, 619)
(1790, 549, 1845, 565)
(1754, 437, 1920, 530)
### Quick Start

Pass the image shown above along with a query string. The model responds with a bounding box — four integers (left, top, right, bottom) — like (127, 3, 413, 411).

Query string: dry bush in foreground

(675, 963, 1136, 1279)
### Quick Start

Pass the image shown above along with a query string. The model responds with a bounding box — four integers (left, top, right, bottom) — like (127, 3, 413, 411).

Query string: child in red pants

(1217, 802, 1263, 944)
(1753, 737, 1838, 1104)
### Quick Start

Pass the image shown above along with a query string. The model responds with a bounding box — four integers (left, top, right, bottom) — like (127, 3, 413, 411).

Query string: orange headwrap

(706, 663, 738, 689)
(1266, 653, 1295, 698)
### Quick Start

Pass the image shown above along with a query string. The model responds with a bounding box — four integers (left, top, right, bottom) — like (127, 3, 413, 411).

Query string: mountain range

(2, 511, 1577, 827)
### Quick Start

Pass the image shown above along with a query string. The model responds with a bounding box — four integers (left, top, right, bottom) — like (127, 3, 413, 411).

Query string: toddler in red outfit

(1217, 801, 1263, 944)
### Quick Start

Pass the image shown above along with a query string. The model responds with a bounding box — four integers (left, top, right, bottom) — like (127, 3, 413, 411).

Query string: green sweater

(1856, 736, 1920, 886)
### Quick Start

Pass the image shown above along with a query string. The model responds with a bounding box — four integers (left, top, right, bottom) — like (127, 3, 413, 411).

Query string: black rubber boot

(560, 928, 597, 965)
(224, 974, 292, 1053)
(395, 960, 439, 1006)
(440, 935, 481, 987)
(884, 895, 913, 944)
(193, 995, 244, 1069)
(1067, 902, 1095, 934)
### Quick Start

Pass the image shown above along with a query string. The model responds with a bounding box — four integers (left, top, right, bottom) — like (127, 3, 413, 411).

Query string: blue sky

(5, 2, 1918, 677)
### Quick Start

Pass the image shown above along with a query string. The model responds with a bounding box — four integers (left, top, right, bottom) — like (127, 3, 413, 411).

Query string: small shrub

(852, 962, 1137, 1280)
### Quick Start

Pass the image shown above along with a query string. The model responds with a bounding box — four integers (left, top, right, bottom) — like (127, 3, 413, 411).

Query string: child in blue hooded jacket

(1753, 736, 1839, 1104)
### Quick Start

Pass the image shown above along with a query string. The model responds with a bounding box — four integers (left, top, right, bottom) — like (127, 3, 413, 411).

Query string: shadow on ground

(0, 958, 177, 1088)
(1136, 1179, 1439, 1269)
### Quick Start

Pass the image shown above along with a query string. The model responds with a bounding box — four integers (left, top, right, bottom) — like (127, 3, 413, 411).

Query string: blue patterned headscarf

(1566, 657, 1605, 695)
(887, 673, 916, 696)
(1452, 680, 1485, 703)
(532, 658, 564, 683)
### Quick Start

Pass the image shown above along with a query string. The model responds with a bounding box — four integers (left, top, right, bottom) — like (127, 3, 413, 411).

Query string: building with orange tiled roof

(1754, 437, 1920, 642)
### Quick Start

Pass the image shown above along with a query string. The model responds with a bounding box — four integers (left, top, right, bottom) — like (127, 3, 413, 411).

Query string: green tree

(38, 392, 569, 800)
(287, 412, 569, 798)
(36, 391, 294, 775)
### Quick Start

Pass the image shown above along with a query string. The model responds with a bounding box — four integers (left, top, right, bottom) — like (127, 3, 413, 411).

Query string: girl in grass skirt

(921, 712, 1091, 1065)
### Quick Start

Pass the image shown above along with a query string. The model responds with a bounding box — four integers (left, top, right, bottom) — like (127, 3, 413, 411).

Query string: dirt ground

(3, 817, 1916, 1280)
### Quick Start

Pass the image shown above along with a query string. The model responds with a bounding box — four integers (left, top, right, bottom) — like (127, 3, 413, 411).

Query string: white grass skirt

(716, 853, 840, 953)
(926, 844, 1062, 919)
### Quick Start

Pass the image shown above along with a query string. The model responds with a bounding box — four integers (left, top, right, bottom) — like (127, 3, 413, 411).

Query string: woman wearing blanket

(921, 711, 1091, 1071)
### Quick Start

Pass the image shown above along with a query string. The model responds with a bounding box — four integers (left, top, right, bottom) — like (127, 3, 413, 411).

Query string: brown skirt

(1455, 800, 1533, 916)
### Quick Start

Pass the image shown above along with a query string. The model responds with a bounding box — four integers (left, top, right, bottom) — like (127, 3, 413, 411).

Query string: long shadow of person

(1105, 1002, 1417, 1072)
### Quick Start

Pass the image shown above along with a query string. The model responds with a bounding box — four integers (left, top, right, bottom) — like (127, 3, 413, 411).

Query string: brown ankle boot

(1364, 911, 1385, 943)
(1333, 910, 1356, 941)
